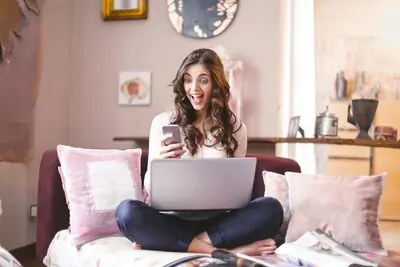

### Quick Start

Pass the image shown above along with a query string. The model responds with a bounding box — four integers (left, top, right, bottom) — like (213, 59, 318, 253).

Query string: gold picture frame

(101, 0, 148, 21)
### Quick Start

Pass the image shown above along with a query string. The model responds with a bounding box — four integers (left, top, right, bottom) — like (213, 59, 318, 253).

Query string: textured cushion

(57, 145, 144, 247)
(285, 171, 388, 256)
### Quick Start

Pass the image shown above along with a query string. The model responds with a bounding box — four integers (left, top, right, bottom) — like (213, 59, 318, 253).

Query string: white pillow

(262, 171, 291, 235)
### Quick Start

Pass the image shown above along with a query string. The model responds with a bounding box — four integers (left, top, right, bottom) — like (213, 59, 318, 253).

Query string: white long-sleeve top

(144, 111, 248, 193)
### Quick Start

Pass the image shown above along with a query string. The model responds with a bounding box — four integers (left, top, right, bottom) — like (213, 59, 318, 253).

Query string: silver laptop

(149, 158, 257, 211)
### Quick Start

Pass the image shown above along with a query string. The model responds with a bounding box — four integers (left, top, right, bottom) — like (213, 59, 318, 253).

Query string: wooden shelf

(248, 137, 400, 149)
(113, 136, 400, 149)
(113, 137, 149, 142)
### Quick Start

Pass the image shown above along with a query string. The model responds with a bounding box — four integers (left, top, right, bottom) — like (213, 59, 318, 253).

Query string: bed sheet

(43, 229, 205, 267)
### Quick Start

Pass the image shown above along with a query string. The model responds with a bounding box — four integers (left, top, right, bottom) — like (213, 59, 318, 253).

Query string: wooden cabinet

(324, 102, 371, 176)
(373, 100, 400, 220)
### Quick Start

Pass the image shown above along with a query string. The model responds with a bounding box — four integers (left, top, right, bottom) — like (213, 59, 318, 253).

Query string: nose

(190, 80, 201, 92)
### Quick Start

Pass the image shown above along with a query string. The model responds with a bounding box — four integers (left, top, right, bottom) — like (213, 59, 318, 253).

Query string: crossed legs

(115, 197, 284, 255)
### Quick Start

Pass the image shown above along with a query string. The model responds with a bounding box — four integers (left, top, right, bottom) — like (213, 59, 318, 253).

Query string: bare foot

(188, 237, 216, 254)
(132, 242, 142, 250)
(231, 239, 277, 256)
(196, 231, 212, 244)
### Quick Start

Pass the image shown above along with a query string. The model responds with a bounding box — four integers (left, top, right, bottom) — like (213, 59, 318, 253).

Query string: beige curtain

(0, 0, 43, 162)
(276, 0, 317, 174)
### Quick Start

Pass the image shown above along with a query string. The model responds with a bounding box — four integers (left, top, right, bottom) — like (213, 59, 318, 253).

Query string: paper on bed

(275, 229, 379, 267)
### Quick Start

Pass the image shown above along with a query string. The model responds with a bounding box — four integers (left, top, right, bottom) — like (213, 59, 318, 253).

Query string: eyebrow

(183, 73, 209, 77)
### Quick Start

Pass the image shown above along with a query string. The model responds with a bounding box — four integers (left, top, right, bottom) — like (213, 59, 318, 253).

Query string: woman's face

(183, 63, 212, 113)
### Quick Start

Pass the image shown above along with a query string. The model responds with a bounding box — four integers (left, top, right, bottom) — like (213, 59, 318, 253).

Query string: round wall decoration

(167, 0, 239, 39)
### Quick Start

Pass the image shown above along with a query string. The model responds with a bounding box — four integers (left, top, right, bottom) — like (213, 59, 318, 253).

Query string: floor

(16, 221, 400, 267)
(380, 221, 400, 252)
(19, 258, 44, 267)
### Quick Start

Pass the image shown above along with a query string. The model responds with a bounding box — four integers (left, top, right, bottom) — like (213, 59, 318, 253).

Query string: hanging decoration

(0, 0, 39, 64)
(167, 0, 239, 39)
(0, 0, 43, 162)
(213, 45, 244, 121)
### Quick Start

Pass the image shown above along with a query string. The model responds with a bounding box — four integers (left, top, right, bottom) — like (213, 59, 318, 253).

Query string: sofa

(36, 149, 301, 266)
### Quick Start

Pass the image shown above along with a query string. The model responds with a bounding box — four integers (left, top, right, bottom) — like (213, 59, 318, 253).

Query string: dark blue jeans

(115, 197, 283, 252)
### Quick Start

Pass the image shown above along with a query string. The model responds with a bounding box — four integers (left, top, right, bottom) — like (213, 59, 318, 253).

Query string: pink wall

(69, 0, 283, 149)
(0, 0, 72, 249)
(0, 0, 285, 249)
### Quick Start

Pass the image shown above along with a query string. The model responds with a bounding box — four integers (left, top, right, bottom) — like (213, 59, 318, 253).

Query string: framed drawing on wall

(102, 0, 148, 21)
(287, 116, 301, 137)
(118, 71, 151, 106)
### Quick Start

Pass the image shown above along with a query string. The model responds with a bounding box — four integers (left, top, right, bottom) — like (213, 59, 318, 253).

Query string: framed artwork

(118, 72, 151, 106)
(287, 116, 301, 137)
(102, 0, 148, 21)
(167, 0, 239, 39)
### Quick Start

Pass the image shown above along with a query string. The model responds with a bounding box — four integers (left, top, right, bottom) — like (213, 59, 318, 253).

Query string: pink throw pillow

(57, 145, 144, 247)
(285, 171, 388, 256)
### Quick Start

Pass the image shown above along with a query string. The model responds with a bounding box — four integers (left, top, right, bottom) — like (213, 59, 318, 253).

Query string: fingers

(160, 134, 174, 146)
(161, 148, 186, 158)
(160, 142, 185, 153)
(160, 144, 186, 158)
(161, 141, 184, 151)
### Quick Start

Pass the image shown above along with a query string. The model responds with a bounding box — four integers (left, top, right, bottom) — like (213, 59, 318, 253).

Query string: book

(260, 228, 380, 267)
(168, 228, 380, 267)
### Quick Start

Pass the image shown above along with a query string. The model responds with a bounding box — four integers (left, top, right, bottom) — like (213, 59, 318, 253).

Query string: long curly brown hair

(170, 48, 240, 157)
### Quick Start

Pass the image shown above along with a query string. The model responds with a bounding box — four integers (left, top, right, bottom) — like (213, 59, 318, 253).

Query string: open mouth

(190, 94, 204, 104)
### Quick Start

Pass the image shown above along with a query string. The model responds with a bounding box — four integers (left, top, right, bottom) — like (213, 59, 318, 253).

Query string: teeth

(191, 95, 203, 104)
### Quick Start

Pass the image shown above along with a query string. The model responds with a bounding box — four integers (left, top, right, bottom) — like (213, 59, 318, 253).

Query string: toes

(261, 250, 275, 256)
(260, 245, 277, 255)
(254, 238, 276, 246)
(132, 242, 142, 250)
(261, 245, 276, 251)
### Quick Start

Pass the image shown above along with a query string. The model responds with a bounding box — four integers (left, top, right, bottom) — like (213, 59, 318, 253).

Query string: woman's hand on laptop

(160, 135, 186, 158)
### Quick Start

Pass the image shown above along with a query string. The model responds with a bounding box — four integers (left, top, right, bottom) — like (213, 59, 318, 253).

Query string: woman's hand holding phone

(160, 134, 186, 158)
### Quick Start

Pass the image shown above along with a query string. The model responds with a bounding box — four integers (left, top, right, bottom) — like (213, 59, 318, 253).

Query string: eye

(200, 78, 209, 84)
(183, 77, 192, 83)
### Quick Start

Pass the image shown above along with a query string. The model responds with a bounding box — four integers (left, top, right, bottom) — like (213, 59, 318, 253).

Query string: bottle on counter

(335, 70, 348, 100)
(354, 71, 365, 95)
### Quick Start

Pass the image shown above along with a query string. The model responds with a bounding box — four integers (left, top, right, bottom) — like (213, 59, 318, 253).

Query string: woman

(115, 48, 283, 256)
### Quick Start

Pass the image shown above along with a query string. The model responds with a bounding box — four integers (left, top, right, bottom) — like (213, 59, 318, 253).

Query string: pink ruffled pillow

(285, 171, 388, 256)
(57, 145, 144, 247)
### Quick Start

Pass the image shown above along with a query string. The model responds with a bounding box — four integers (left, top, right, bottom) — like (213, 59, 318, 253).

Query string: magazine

(169, 228, 380, 267)
(264, 228, 379, 267)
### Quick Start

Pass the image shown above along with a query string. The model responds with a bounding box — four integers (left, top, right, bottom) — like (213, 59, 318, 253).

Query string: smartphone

(162, 125, 182, 145)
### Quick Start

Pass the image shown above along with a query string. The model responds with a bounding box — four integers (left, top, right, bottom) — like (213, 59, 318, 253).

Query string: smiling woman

(114, 49, 285, 256)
